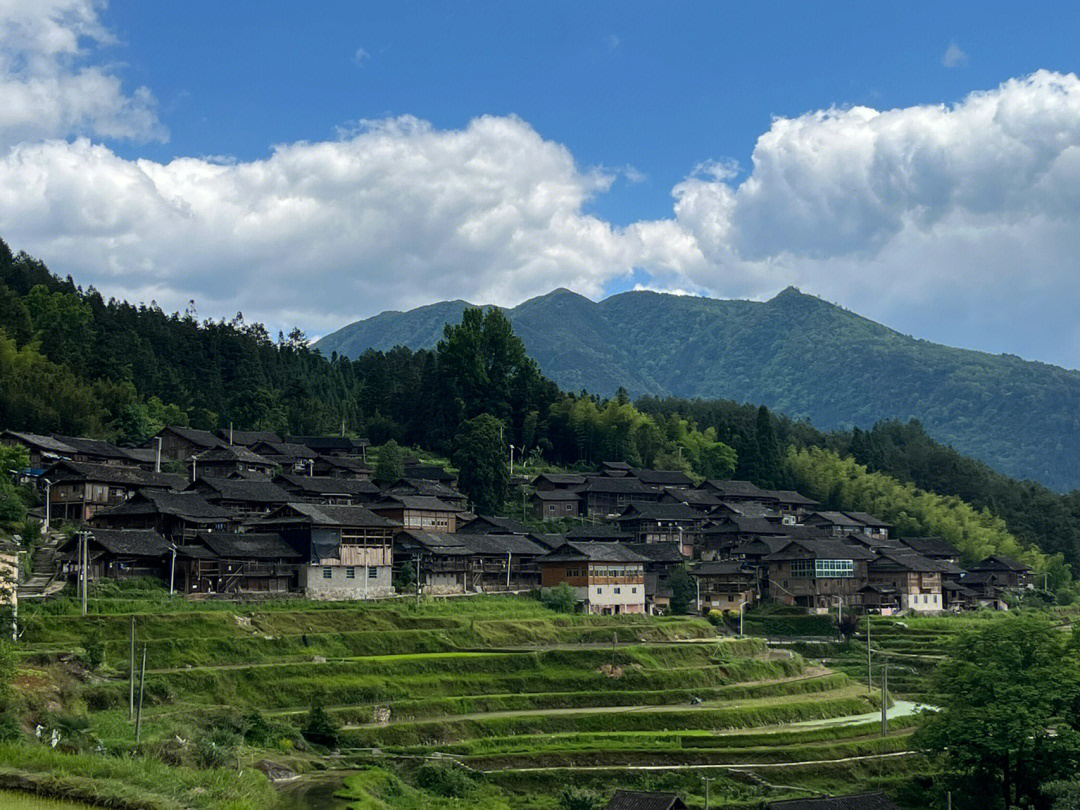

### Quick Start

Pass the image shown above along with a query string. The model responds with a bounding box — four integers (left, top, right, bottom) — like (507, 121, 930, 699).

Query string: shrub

(539, 583, 578, 613)
(394, 561, 416, 593)
(83, 625, 105, 671)
(414, 762, 477, 798)
(707, 609, 725, 627)
(302, 703, 340, 749)
(559, 785, 600, 810)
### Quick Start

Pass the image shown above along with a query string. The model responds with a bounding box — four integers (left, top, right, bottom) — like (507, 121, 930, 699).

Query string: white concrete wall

(301, 564, 394, 600)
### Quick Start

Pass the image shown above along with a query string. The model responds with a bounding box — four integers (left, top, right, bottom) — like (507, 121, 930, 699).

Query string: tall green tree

(374, 440, 405, 485)
(452, 414, 508, 515)
(915, 616, 1080, 809)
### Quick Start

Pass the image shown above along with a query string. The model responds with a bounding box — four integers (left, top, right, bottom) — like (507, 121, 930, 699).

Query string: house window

(614, 587, 621, 595)
(631, 587, 637, 594)
(322, 566, 333, 579)
(368, 566, 378, 579)
(346, 567, 355, 579)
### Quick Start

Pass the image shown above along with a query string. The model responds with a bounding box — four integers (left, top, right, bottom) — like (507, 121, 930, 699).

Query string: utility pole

(880, 652, 888, 738)
(135, 645, 147, 743)
(702, 776, 715, 810)
(153, 437, 161, 473)
(867, 612, 873, 696)
(42, 479, 51, 532)
(129, 617, 136, 721)
(611, 631, 617, 671)
(80, 531, 88, 617)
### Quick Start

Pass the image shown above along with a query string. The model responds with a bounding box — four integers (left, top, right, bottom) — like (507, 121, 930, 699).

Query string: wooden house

(540, 542, 647, 615)
(176, 532, 300, 595)
(191, 445, 275, 479)
(623, 542, 686, 614)
(866, 549, 944, 612)
(90, 489, 236, 544)
(764, 538, 874, 612)
(257, 503, 397, 599)
(311, 455, 373, 480)
(249, 440, 316, 474)
(395, 530, 548, 594)
(968, 555, 1032, 589)
(43, 461, 185, 524)
(531, 489, 582, 520)
(59, 528, 172, 583)
(370, 495, 462, 533)
(803, 511, 867, 538)
(691, 561, 757, 613)
(2, 431, 78, 471)
(766, 490, 820, 523)
(614, 503, 704, 555)
(531, 472, 587, 492)
(696, 516, 789, 561)
(401, 461, 457, 488)
(145, 426, 223, 462)
(844, 512, 891, 541)
(695, 479, 775, 505)
(582, 476, 661, 518)
(600, 461, 633, 477)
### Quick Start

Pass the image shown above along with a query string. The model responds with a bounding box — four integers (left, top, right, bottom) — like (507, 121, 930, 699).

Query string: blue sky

(5, 2, 1080, 367)
(105, 1, 1079, 225)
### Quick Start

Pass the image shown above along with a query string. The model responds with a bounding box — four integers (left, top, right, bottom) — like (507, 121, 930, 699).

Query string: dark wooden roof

(623, 542, 686, 563)
(605, 790, 687, 810)
(616, 503, 703, 522)
(156, 426, 223, 450)
(2, 430, 77, 454)
(459, 515, 531, 535)
(53, 435, 132, 461)
(65, 529, 171, 557)
(765, 792, 900, 810)
(533, 489, 581, 501)
(45, 460, 185, 490)
(766, 538, 876, 562)
(190, 477, 292, 504)
(275, 474, 379, 497)
(95, 490, 235, 522)
(264, 502, 398, 528)
(543, 541, 648, 563)
(692, 560, 752, 576)
(698, 479, 771, 499)
(217, 429, 282, 446)
(193, 445, 273, 465)
(971, 554, 1031, 573)
(630, 469, 694, 487)
(899, 536, 960, 558)
(565, 524, 631, 541)
(807, 511, 865, 528)
(533, 472, 587, 486)
(197, 532, 301, 559)
(284, 435, 369, 452)
(585, 477, 655, 494)
(373, 495, 461, 512)
(844, 511, 891, 528)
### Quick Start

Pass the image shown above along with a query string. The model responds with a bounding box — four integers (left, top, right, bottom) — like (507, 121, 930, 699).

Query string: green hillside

(316, 287, 1080, 490)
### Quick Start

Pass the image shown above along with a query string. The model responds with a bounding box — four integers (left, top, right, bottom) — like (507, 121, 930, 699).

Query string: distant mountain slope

(316, 288, 1080, 490)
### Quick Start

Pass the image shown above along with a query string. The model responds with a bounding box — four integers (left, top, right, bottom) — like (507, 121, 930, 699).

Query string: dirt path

(479, 750, 917, 773)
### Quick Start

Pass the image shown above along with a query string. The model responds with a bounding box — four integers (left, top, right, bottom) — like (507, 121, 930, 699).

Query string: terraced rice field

(12, 595, 929, 808)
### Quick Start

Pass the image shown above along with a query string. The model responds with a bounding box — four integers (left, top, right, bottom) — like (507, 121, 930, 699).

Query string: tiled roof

(276, 474, 379, 497)
(458, 515, 532, 534)
(766, 538, 876, 562)
(45, 460, 185, 489)
(616, 503, 704, 521)
(197, 532, 300, 559)
(269, 502, 398, 528)
(157, 426, 223, 449)
(765, 792, 900, 810)
(543, 541, 648, 563)
(605, 790, 687, 810)
(623, 542, 686, 563)
(64, 529, 171, 557)
(191, 477, 292, 504)
(533, 489, 581, 501)
(193, 445, 273, 465)
(631, 469, 694, 487)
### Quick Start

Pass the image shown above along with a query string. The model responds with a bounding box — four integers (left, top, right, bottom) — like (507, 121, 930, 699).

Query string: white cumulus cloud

(0, 0, 165, 147)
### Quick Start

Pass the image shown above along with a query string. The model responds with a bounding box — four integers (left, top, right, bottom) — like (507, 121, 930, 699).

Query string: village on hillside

(1, 427, 1032, 616)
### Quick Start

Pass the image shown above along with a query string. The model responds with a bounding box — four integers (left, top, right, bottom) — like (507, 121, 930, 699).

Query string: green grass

(0, 792, 100, 810)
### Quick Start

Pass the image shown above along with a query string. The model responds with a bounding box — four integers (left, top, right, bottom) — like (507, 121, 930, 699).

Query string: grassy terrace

(7, 587, 936, 808)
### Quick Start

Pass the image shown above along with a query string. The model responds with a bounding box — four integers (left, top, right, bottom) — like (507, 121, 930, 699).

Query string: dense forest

(3, 238, 1080, 576)
(316, 285, 1080, 491)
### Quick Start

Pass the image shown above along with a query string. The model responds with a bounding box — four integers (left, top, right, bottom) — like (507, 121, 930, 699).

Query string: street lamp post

(42, 478, 52, 533)
(737, 599, 749, 636)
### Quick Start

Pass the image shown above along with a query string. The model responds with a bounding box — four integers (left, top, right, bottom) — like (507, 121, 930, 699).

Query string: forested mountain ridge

(317, 287, 1080, 490)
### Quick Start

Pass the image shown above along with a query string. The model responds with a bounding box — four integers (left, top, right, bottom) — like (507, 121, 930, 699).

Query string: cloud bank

(4, 4, 1080, 366)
